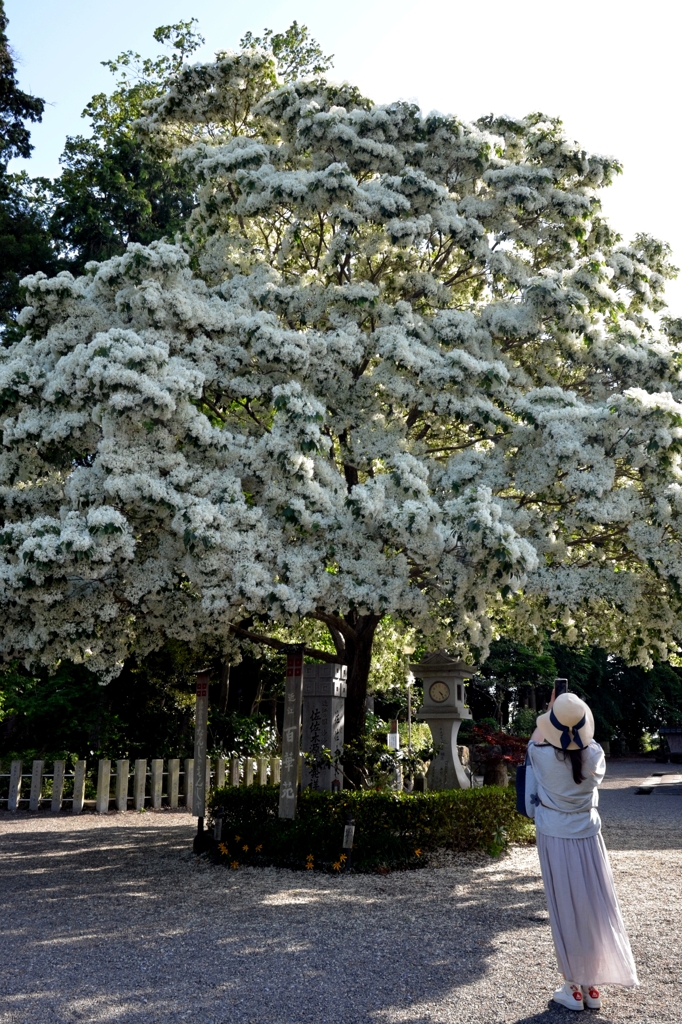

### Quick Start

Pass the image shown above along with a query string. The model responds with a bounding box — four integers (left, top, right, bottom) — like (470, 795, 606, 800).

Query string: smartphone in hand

(554, 678, 568, 697)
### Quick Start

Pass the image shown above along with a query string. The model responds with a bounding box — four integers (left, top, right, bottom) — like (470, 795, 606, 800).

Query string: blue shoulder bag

(515, 745, 538, 819)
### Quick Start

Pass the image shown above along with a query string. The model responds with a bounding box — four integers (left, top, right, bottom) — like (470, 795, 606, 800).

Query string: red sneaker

(582, 985, 602, 1009)
(553, 983, 584, 1011)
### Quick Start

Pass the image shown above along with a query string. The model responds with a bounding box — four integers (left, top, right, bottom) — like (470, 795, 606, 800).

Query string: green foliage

(0, 5, 55, 335)
(47, 133, 195, 272)
(303, 703, 434, 788)
(510, 707, 538, 737)
(207, 710, 278, 758)
(43, 19, 334, 274)
(0, 1, 44, 166)
(83, 19, 205, 143)
(469, 637, 682, 750)
(209, 785, 534, 872)
(468, 638, 556, 724)
(46, 21, 200, 273)
(0, 173, 58, 335)
(239, 21, 334, 82)
(551, 645, 682, 750)
(0, 642, 199, 761)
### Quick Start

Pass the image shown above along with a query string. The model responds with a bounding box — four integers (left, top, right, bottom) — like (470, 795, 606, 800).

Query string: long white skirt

(536, 831, 639, 987)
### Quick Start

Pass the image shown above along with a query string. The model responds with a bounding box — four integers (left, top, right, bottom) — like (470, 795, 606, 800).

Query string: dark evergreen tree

(0, 1, 56, 337)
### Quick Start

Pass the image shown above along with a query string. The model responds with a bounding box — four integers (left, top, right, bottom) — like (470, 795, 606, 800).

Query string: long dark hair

(554, 747, 584, 784)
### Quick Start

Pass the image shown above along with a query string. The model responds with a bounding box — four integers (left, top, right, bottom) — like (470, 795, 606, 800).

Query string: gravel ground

(0, 759, 680, 1024)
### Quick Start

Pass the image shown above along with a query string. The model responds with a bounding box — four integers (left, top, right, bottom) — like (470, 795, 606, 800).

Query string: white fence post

(270, 756, 281, 786)
(244, 757, 254, 787)
(96, 760, 111, 814)
(51, 761, 65, 812)
(167, 759, 180, 808)
(215, 757, 226, 790)
(72, 760, 86, 814)
(116, 760, 129, 811)
(229, 757, 240, 786)
(257, 756, 268, 786)
(134, 759, 146, 811)
(184, 758, 194, 813)
(150, 759, 164, 809)
(29, 760, 44, 811)
(8, 760, 22, 812)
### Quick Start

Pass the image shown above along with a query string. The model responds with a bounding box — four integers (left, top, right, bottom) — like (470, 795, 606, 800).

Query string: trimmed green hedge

(208, 785, 535, 872)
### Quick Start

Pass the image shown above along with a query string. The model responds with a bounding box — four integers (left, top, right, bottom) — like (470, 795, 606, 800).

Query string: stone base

(423, 717, 472, 790)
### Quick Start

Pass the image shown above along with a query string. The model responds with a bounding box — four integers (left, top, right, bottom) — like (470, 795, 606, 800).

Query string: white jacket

(528, 739, 606, 839)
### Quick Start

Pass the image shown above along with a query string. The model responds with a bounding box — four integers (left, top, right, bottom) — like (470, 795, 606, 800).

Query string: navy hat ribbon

(550, 708, 586, 750)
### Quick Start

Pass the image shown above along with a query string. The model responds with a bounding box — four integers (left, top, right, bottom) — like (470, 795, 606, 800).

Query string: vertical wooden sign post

(193, 670, 210, 852)
(279, 646, 305, 819)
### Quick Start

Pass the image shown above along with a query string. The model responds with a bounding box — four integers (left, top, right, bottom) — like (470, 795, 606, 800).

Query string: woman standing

(529, 691, 638, 1011)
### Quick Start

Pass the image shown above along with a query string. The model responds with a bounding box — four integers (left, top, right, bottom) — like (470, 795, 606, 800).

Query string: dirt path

(0, 759, 680, 1024)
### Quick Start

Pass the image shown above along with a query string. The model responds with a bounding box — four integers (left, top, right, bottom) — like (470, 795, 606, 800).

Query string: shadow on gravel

(0, 820, 554, 1024)
(0, 807, 666, 1024)
(515, 1011, 618, 1023)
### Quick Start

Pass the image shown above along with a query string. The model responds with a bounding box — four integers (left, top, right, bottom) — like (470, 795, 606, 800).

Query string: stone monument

(413, 650, 474, 790)
(301, 663, 347, 790)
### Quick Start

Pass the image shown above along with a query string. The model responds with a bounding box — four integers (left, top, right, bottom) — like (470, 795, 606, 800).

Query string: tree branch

(229, 625, 339, 662)
(310, 610, 358, 643)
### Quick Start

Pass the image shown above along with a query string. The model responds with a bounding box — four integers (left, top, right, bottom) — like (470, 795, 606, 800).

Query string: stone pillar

(279, 648, 305, 818)
(29, 760, 44, 811)
(52, 761, 66, 812)
(116, 760, 130, 811)
(8, 760, 22, 811)
(96, 760, 111, 814)
(301, 663, 347, 791)
(72, 760, 86, 814)
(184, 759, 194, 811)
(150, 759, 164, 809)
(192, 674, 209, 820)
(167, 759, 180, 808)
(134, 759, 147, 810)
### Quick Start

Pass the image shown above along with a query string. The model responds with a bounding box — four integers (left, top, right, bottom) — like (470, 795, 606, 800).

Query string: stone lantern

(412, 650, 474, 790)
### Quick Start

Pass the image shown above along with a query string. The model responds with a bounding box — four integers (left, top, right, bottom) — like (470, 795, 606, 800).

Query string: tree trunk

(343, 617, 381, 747)
(249, 665, 264, 716)
(218, 662, 230, 713)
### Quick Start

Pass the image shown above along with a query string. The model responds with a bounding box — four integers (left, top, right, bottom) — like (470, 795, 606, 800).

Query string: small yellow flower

(305, 862, 314, 869)
(231, 860, 239, 869)
(414, 848, 422, 857)
(218, 842, 229, 856)
(339, 853, 347, 862)
(255, 844, 263, 853)
(235, 835, 240, 842)
(332, 861, 342, 871)
(242, 844, 249, 852)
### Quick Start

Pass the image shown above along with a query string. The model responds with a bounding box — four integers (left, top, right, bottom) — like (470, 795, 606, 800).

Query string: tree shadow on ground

(514, 1011, 618, 1024)
(0, 814, 664, 1024)
(0, 819, 557, 1024)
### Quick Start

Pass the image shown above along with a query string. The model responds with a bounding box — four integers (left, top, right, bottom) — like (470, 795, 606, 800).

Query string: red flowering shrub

(471, 726, 527, 766)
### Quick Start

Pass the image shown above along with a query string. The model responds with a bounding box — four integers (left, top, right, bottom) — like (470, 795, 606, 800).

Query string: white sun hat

(536, 692, 595, 751)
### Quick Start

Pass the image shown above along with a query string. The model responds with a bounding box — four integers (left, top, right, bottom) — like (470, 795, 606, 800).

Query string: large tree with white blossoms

(2, 31, 682, 743)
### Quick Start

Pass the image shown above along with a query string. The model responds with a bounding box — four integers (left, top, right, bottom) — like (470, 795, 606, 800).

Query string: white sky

(7, 0, 681, 314)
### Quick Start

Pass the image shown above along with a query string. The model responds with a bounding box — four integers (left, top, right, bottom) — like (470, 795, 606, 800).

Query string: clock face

(429, 681, 450, 703)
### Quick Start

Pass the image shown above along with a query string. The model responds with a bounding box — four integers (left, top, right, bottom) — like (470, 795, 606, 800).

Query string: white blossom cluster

(2, 51, 682, 675)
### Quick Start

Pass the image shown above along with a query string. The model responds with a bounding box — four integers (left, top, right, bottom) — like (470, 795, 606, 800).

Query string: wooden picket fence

(0, 755, 282, 814)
